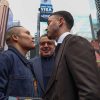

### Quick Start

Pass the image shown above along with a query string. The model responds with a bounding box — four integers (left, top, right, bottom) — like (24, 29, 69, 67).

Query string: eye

(47, 22, 49, 25)
(40, 41, 53, 45)
(26, 31, 30, 35)
(47, 21, 50, 25)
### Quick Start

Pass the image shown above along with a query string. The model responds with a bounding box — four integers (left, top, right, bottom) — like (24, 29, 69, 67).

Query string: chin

(43, 54, 50, 57)
(48, 35, 55, 40)
(30, 46, 35, 49)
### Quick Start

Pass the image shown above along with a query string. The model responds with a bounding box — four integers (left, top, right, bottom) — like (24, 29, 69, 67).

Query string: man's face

(47, 15, 60, 40)
(39, 36, 55, 57)
(17, 27, 35, 50)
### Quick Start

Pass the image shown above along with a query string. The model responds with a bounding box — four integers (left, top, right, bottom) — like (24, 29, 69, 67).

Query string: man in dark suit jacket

(30, 34, 55, 97)
(43, 11, 100, 100)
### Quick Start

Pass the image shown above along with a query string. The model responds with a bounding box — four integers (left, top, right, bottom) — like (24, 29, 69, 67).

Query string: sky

(7, 0, 96, 36)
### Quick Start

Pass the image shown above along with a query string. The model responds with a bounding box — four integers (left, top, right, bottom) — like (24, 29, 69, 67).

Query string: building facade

(95, 0, 100, 23)
(0, 0, 9, 51)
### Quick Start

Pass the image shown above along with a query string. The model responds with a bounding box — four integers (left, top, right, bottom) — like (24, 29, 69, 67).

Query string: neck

(12, 45, 28, 56)
(57, 26, 70, 41)
(17, 48, 27, 56)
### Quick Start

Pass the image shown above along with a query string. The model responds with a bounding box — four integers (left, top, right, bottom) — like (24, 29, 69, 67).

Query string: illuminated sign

(40, 13, 51, 22)
(40, 4, 53, 22)
(40, 4, 53, 13)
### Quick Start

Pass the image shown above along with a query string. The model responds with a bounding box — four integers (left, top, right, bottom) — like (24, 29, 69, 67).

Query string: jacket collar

(57, 32, 71, 44)
(8, 46, 29, 65)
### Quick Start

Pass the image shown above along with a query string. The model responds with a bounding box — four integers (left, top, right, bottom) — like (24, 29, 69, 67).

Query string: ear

(11, 34, 18, 41)
(59, 17, 64, 26)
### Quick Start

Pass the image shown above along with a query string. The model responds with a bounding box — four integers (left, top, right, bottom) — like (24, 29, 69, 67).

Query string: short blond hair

(5, 26, 23, 45)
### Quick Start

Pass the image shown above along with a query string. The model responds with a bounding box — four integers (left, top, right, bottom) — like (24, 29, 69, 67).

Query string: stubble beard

(47, 26, 59, 40)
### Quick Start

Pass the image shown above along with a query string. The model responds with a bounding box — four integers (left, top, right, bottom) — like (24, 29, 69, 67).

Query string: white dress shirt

(57, 32, 71, 44)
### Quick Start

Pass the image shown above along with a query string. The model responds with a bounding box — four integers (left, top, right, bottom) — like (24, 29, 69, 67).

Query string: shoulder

(0, 49, 22, 65)
(0, 50, 14, 60)
(65, 35, 91, 47)
(0, 50, 14, 69)
(29, 56, 40, 63)
(65, 34, 88, 42)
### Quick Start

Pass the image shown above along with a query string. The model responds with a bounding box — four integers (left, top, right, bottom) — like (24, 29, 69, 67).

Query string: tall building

(95, 0, 100, 23)
(0, 0, 9, 51)
(88, 0, 100, 39)
(7, 8, 13, 29)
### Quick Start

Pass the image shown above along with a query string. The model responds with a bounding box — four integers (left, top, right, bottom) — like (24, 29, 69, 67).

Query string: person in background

(30, 34, 55, 97)
(96, 29, 100, 67)
(0, 26, 36, 99)
(43, 10, 100, 100)
(91, 39, 100, 68)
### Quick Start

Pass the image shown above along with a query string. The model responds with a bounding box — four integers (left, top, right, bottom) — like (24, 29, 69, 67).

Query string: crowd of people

(0, 10, 100, 100)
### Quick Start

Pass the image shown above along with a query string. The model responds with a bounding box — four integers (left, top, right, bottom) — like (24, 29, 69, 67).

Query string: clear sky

(7, 0, 95, 36)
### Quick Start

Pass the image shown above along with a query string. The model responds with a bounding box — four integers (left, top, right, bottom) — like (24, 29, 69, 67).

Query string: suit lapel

(33, 57, 45, 92)
(45, 34, 73, 93)
(46, 38, 66, 93)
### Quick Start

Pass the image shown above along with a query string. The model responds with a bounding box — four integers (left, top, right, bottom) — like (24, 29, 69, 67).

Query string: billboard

(39, 4, 53, 22)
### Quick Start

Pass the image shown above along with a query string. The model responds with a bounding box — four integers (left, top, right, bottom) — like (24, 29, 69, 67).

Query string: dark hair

(50, 10, 74, 29)
(97, 29, 100, 38)
(40, 34, 47, 38)
(40, 34, 55, 45)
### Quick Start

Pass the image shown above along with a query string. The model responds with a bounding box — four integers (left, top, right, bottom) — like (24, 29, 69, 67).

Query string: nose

(44, 43, 48, 47)
(32, 37, 34, 39)
(45, 29, 48, 33)
(31, 36, 34, 39)
(45, 29, 48, 31)
(32, 37, 35, 41)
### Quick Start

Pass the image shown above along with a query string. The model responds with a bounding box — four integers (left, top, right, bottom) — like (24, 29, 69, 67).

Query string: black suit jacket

(43, 34, 100, 100)
(30, 57, 45, 96)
